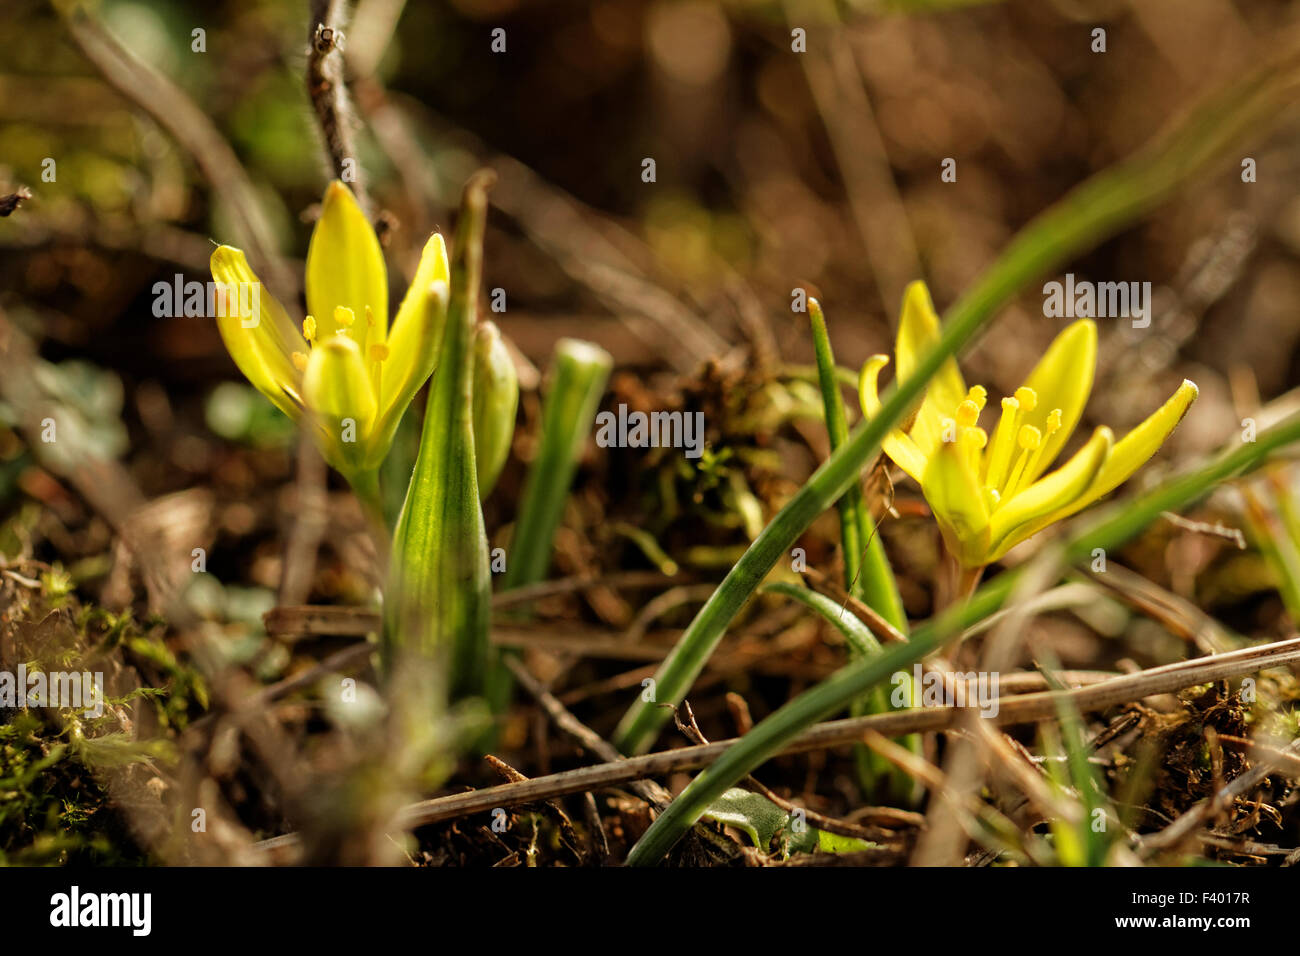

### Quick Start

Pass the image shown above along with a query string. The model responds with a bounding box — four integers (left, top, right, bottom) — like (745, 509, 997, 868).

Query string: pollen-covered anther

(1044, 408, 1063, 436)
(369, 343, 390, 362)
(365, 305, 376, 328)
(334, 305, 355, 330)
(303, 315, 317, 343)
(956, 399, 980, 428)
(1014, 386, 1038, 413)
(966, 385, 988, 411)
(292, 351, 309, 372)
(1018, 424, 1042, 451)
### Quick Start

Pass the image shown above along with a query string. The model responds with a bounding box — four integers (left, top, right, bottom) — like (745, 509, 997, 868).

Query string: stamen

(369, 342, 388, 397)
(1004, 425, 1041, 499)
(1015, 386, 1038, 413)
(966, 385, 987, 411)
(334, 306, 355, 331)
(291, 351, 309, 372)
(956, 399, 980, 428)
(963, 425, 988, 475)
(1022, 408, 1063, 485)
(302, 315, 316, 344)
(984, 396, 1019, 490)
(365, 305, 376, 328)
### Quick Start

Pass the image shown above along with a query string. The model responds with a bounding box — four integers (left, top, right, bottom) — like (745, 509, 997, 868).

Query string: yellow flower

(860, 282, 1198, 567)
(210, 181, 449, 477)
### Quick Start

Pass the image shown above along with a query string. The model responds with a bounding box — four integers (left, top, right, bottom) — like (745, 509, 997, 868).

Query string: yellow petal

(993, 380, 1199, 555)
(1017, 319, 1096, 481)
(859, 354, 928, 483)
(894, 281, 966, 456)
(210, 245, 306, 421)
(380, 233, 450, 419)
(302, 333, 378, 471)
(1079, 379, 1199, 505)
(987, 425, 1112, 560)
(305, 181, 388, 356)
(921, 433, 990, 567)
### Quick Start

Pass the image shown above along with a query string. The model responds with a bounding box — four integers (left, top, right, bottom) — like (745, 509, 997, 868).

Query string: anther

(303, 315, 316, 343)
(956, 399, 980, 428)
(369, 343, 390, 362)
(1014, 386, 1038, 413)
(966, 385, 988, 411)
(291, 351, 309, 372)
(334, 305, 355, 329)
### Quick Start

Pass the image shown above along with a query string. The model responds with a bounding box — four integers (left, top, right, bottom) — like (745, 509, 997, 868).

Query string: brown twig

(253, 635, 1300, 854)
(307, 0, 373, 219)
(59, 4, 296, 306)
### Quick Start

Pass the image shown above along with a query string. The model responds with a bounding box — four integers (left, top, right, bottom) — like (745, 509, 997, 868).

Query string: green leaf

(702, 788, 791, 850)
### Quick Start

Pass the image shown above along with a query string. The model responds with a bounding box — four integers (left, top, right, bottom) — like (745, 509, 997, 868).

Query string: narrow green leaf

(382, 173, 493, 699)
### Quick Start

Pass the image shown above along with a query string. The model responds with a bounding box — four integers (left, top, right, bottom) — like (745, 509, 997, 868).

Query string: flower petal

(1078, 379, 1199, 504)
(894, 281, 966, 456)
(990, 380, 1198, 556)
(921, 433, 990, 567)
(987, 425, 1112, 560)
(210, 245, 305, 421)
(859, 354, 928, 483)
(305, 181, 388, 355)
(1018, 319, 1096, 480)
(379, 233, 450, 421)
(302, 333, 378, 471)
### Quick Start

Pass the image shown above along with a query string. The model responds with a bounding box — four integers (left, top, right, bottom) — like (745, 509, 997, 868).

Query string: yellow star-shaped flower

(860, 282, 1198, 567)
(210, 181, 449, 478)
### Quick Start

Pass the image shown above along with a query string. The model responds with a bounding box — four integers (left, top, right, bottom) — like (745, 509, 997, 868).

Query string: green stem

(808, 299, 915, 800)
(626, 410, 1300, 864)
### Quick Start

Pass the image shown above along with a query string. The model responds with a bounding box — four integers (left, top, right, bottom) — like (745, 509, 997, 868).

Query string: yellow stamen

(365, 304, 376, 328)
(334, 305, 355, 330)
(984, 396, 1019, 490)
(966, 385, 987, 412)
(291, 351, 309, 372)
(1022, 408, 1063, 486)
(1015, 386, 1038, 413)
(369, 343, 390, 362)
(302, 315, 316, 343)
(963, 425, 988, 474)
(956, 399, 980, 428)
(1004, 424, 1041, 500)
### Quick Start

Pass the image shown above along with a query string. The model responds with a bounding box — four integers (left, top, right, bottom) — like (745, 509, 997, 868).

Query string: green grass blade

(808, 300, 915, 799)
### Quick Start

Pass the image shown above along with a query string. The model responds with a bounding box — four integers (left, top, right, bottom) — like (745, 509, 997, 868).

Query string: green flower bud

(471, 320, 518, 499)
